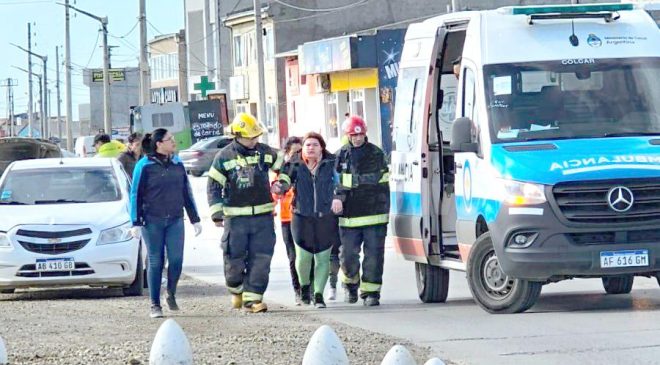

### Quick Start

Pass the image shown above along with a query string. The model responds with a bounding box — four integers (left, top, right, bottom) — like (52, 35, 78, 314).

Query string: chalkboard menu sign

(189, 100, 223, 144)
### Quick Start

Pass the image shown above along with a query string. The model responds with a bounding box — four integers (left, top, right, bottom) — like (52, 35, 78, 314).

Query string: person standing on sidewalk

(334, 116, 390, 306)
(130, 128, 203, 318)
(118, 132, 143, 179)
(207, 113, 284, 313)
(274, 136, 303, 305)
(273, 132, 340, 308)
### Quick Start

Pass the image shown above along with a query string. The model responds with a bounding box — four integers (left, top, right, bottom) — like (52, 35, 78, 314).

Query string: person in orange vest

(274, 136, 303, 304)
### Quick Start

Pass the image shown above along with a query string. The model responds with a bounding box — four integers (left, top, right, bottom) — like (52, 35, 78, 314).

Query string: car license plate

(600, 250, 649, 268)
(35, 258, 75, 272)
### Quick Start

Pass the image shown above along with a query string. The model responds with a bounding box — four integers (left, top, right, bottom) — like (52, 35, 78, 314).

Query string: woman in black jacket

(273, 132, 340, 308)
(130, 128, 202, 318)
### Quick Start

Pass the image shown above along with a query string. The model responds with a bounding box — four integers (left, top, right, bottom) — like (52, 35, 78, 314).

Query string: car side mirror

(450, 117, 478, 153)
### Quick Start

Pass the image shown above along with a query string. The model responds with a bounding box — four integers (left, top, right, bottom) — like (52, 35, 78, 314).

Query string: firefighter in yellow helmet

(207, 113, 284, 313)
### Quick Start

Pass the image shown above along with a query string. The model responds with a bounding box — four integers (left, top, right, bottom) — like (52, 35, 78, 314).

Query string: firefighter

(333, 115, 390, 306)
(207, 113, 284, 313)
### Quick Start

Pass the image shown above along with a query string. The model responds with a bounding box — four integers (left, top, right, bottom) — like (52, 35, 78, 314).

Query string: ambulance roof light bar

(500, 3, 634, 24)
(502, 3, 634, 16)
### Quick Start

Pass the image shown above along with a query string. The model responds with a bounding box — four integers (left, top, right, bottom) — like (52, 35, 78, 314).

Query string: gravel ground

(0, 276, 433, 364)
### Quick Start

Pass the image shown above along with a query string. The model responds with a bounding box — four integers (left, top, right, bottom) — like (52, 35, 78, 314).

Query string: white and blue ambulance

(390, 3, 660, 313)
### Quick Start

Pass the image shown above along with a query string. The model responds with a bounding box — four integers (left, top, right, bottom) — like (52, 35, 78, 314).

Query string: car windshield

(484, 57, 660, 143)
(0, 167, 121, 205)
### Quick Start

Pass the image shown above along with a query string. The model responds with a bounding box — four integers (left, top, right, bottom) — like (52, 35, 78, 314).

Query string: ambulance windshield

(483, 57, 660, 143)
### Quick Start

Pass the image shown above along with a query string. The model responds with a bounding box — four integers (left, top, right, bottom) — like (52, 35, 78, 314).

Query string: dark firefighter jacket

(334, 141, 390, 228)
(207, 140, 283, 221)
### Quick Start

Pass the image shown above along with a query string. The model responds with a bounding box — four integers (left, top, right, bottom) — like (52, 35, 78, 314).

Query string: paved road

(183, 176, 660, 365)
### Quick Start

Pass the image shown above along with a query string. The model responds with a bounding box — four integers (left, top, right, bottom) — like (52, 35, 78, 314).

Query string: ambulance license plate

(600, 250, 648, 268)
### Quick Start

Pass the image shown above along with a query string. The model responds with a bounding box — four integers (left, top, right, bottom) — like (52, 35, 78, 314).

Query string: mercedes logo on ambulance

(607, 186, 634, 213)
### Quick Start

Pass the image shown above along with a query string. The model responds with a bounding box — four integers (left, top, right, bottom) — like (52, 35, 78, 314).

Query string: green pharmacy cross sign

(194, 76, 216, 98)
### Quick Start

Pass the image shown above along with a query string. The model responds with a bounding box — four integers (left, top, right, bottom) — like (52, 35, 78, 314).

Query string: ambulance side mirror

(450, 117, 478, 153)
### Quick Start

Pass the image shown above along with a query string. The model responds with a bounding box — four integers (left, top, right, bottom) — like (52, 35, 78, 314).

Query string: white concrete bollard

(302, 325, 349, 365)
(381, 345, 417, 365)
(149, 319, 193, 365)
(0, 335, 7, 365)
(424, 358, 446, 365)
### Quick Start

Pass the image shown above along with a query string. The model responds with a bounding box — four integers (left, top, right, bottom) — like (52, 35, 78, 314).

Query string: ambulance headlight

(500, 179, 547, 206)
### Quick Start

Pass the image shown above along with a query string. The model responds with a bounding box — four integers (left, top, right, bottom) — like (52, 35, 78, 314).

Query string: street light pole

(27, 23, 34, 137)
(11, 43, 49, 138)
(56, 46, 62, 141)
(64, 0, 73, 151)
(139, 0, 150, 106)
(57, 1, 112, 134)
(101, 18, 111, 134)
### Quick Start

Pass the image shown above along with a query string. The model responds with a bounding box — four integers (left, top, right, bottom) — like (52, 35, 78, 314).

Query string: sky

(0, 0, 184, 120)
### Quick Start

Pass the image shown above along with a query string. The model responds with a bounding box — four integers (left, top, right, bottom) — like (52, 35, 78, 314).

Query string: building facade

(82, 67, 139, 133)
(149, 31, 188, 104)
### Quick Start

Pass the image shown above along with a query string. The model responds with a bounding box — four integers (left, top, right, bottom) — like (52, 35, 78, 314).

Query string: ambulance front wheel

(415, 262, 449, 303)
(467, 232, 542, 314)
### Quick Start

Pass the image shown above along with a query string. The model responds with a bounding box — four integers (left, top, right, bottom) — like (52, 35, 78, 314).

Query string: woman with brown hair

(272, 132, 340, 308)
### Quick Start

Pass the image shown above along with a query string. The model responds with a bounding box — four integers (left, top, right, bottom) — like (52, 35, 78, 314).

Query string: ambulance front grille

(551, 178, 660, 224)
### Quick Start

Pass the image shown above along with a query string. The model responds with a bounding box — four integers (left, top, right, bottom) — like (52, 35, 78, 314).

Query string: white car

(0, 158, 144, 296)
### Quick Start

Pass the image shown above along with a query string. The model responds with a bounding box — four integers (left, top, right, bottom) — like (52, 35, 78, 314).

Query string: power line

(272, 0, 369, 12)
(0, 0, 51, 5)
(146, 20, 164, 36)
(110, 20, 139, 39)
(274, 0, 372, 24)
(84, 30, 102, 68)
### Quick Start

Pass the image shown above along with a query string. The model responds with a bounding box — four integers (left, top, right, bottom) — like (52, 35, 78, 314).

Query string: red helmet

(343, 115, 367, 135)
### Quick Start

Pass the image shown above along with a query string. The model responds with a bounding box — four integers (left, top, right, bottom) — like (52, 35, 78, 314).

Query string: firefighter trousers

(339, 224, 387, 298)
(220, 214, 276, 302)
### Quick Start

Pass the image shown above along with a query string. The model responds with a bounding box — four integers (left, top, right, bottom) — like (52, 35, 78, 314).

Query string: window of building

(236, 103, 248, 115)
(233, 35, 244, 67)
(149, 54, 178, 82)
(350, 89, 365, 118)
(266, 102, 277, 130)
(326, 93, 339, 138)
(264, 27, 274, 62)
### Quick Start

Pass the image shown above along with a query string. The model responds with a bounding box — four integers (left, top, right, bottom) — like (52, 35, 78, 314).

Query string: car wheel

(0, 289, 15, 294)
(191, 170, 204, 177)
(602, 275, 634, 294)
(466, 232, 542, 314)
(123, 250, 144, 297)
(415, 262, 449, 303)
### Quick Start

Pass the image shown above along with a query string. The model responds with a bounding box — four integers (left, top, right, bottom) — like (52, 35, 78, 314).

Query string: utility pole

(139, 0, 150, 106)
(101, 18, 111, 134)
(1, 79, 17, 137)
(60, 2, 111, 137)
(56, 46, 62, 141)
(27, 23, 34, 137)
(216, 0, 222, 90)
(65, 0, 73, 151)
(253, 0, 268, 144)
(11, 43, 49, 138)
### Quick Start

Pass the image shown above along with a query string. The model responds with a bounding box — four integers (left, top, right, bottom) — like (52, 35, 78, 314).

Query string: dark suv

(0, 138, 62, 177)
(179, 136, 233, 177)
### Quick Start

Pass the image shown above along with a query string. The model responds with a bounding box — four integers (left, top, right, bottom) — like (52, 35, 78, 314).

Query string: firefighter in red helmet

(331, 115, 390, 306)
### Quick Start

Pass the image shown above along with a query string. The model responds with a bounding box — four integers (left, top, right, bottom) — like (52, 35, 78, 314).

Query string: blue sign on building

(376, 29, 405, 155)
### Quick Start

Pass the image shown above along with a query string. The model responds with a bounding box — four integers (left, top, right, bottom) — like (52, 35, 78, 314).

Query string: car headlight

(500, 179, 547, 206)
(0, 232, 11, 248)
(98, 222, 133, 245)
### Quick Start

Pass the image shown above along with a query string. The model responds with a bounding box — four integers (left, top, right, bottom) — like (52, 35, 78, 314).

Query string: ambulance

(390, 3, 660, 313)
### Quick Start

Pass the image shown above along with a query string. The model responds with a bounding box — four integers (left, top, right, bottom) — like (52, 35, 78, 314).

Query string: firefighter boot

(343, 284, 358, 304)
(231, 294, 243, 309)
(363, 293, 380, 307)
(244, 301, 268, 313)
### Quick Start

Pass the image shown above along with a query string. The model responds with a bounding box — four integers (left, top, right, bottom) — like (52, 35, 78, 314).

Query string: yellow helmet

(230, 113, 265, 139)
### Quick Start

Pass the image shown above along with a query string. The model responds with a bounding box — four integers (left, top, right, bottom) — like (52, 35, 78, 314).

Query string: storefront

(283, 30, 405, 153)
